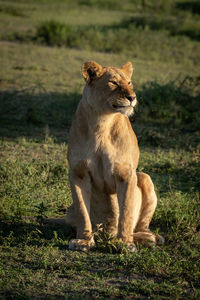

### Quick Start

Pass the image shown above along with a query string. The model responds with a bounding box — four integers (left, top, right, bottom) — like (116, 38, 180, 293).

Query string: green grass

(0, 139, 199, 298)
(34, 18, 200, 65)
(1, 0, 200, 65)
(0, 0, 200, 298)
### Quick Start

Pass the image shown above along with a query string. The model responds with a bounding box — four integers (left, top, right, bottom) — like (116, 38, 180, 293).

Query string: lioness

(66, 61, 164, 252)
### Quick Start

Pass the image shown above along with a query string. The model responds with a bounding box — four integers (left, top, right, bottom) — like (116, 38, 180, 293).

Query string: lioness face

(100, 68, 137, 117)
(82, 61, 137, 116)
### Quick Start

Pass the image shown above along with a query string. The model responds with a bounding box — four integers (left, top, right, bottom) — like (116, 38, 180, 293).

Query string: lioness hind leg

(135, 172, 157, 232)
(133, 172, 164, 245)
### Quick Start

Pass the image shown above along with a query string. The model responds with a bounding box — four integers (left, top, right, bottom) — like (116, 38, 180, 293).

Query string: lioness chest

(68, 111, 139, 194)
(86, 124, 139, 194)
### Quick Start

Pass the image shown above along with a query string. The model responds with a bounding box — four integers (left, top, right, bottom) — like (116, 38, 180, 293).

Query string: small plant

(36, 20, 75, 46)
(35, 201, 48, 225)
(93, 224, 130, 254)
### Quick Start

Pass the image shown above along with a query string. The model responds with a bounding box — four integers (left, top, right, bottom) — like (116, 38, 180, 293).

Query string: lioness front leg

(133, 172, 164, 245)
(68, 163, 95, 251)
(115, 163, 139, 252)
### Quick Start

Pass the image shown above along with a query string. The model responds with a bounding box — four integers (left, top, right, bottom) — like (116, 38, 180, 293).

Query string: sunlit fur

(66, 61, 164, 251)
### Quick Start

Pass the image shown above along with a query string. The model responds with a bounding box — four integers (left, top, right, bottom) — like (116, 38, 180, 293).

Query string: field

(0, 0, 200, 299)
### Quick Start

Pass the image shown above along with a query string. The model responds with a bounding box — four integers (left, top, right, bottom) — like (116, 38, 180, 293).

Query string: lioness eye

(109, 81, 118, 86)
(128, 81, 132, 85)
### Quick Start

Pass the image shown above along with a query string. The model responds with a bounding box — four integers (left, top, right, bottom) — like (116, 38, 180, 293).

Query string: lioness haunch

(66, 61, 164, 252)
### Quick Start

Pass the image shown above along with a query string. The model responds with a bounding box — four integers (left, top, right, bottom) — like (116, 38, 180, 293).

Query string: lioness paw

(133, 231, 164, 247)
(68, 238, 95, 252)
(126, 242, 137, 253)
(156, 234, 165, 245)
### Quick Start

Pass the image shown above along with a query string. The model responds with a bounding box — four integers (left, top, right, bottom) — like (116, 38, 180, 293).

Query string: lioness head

(82, 61, 137, 117)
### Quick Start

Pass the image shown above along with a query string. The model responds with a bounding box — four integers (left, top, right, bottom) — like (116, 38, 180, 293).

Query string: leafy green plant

(93, 224, 130, 254)
(36, 20, 75, 46)
(35, 202, 48, 225)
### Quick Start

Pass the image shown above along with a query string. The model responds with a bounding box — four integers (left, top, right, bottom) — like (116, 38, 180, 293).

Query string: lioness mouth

(113, 104, 127, 109)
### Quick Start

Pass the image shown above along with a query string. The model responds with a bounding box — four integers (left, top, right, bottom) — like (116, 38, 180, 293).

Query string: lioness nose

(126, 95, 136, 102)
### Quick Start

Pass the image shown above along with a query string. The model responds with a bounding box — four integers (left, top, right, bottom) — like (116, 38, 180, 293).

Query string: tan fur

(66, 61, 164, 251)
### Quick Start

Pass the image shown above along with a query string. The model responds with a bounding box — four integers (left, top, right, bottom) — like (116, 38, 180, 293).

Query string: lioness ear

(122, 62, 133, 79)
(82, 61, 103, 84)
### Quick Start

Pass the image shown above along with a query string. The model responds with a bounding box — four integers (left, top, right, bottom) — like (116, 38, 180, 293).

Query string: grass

(0, 0, 200, 298)
(34, 19, 200, 65)
(0, 139, 199, 298)
(1, 1, 200, 64)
